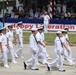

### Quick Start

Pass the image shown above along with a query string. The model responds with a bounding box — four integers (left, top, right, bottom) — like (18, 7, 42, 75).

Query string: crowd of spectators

(4, 1, 48, 19)
(54, 1, 76, 20)
(3, 0, 76, 20)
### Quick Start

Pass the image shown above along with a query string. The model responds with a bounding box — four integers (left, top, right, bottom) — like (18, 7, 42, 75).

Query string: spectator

(12, 6, 18, 15)
(18, 2, 24, 13)
(34, 10, 39, 18)
(47, 2, 50, 15)
(67, 12, 71, 19)
(18, 10, 25, 18)
(55, 10, 60, 19)
(57, 1, 61, 13)
(29, 7, 34, 18)
(11, 10, 15, 18)
(64, 12, 68, 19)
(61, 12, 65, 19)
(62, 1, 67, 13)
(25, 11, 29, 18)
(4, 10, 10, 18)
(71, 12, 76, 19)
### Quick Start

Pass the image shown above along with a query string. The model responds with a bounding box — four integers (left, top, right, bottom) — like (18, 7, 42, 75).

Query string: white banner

(5, 23, 76, 31)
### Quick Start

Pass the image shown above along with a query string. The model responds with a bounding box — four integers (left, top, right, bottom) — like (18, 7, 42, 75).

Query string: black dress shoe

(23, 62, 27, 70)
(31, 68, 39, 70)
(59, 70, 66, 72)
(47, 64, 50, 71)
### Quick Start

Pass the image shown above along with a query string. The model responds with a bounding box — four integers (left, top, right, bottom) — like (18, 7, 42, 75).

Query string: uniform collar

(8, 30, 13, 32)
(1, 33, 6, 35)
(18, 26, 21, 29)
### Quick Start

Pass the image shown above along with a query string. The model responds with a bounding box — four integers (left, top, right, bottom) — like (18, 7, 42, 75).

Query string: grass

(23, 32, 76, 45)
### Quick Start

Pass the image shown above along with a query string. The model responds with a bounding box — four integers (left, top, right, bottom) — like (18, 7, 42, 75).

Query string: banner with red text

(5, 23, 76, 31)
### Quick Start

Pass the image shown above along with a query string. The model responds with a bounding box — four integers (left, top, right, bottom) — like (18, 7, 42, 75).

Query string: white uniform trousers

(43, 47, 49, 58)
(64, 48, 73, 63)
(25, 49, 38, 69)
(48, 50, 64, 71)
(2, 45, 8, 66)
(15, 38, 23, 57)
(44, 21, 48, 33)
(38, 45, 47, 63)
(67, 45, 72, 60)
(8, 41, 16, 62)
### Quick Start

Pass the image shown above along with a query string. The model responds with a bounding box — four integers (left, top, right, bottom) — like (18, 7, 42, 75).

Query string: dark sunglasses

(9, 26, 13, 28)
(8, 26, 13, 28)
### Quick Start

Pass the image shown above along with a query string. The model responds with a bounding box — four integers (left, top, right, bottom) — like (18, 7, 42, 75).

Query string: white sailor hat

(38, 26, 43, 30)
(31, 28, 37, 31)
(44, 11, 47, 14)
(40, 25, 44, 27)
(62, 30, 67, 33)
(17, 21, 23, 25)
(0, 27, 6, 30)
(56, 31, 62, 34)
(7, 24, 13, 27)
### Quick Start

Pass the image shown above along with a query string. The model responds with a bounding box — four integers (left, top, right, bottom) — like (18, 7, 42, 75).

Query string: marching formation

(23, 24, 75, 72)
(0, 22, 23, 68)
(0, 21, 75, 72)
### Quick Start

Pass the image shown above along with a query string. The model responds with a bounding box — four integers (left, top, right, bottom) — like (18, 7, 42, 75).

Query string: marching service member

(47, 31, 65, 72)
(15, 21, 24, 58)
(40, 25, 51, 60)
(43, 11, 50, 33)
(23, 28, 39, 70)
(63, 29, 74, 61)
(6, 24, 17, 64)
(62, 30, 75, 65)
(36, 26, 48, 64)
(0, 27, 9, 68)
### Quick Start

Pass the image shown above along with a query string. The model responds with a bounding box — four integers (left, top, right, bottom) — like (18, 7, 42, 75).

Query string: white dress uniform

(64, 34, 72, 60)
(48, 36, 64, 71)
(43, 15, 50, 33)
(15, 27, 23, 58)
(36, 32, 47, 64)
(0, 33, 9, 68)
(41, 32, 49, 58)
(60, 36, 75, 65)
(24, 34, 39, 69)
(6, 30, 17, 63)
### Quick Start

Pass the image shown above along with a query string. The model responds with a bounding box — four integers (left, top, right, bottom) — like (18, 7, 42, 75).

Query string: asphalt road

(0, 45, 76, 75)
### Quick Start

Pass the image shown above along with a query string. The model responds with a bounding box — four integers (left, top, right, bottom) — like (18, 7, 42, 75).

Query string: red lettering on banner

(30, 25, 33, 29)
(69, 26, 75, 29)
(5, 23, 76, 31)
(21, 24, 24, 28)
(48, 25, 54, 29)
(65, 26, 75, 29)
(13, 23, 17, 28)
(55, 25, 59, 29)
(36, 24, 39, 28)
(25, 25, 29, 29)
(60, 24, 65, 29)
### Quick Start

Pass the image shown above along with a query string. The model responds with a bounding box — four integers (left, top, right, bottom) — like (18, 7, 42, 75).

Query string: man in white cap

(36, 26, 48, 64)
(0, 27, 9, 68)
(6, 24, 17, 64)
(47, 31, 65, 72)
(62, 30, 75, 65)
(15, 21, 24, 58)
(43, 11, 50, 33)
(23, 28, 39, 70)
(40, 25, 51, 60)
